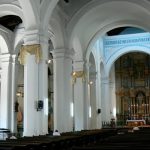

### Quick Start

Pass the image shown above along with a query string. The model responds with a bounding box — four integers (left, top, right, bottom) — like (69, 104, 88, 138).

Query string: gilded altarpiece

(115, 52, 150, 125)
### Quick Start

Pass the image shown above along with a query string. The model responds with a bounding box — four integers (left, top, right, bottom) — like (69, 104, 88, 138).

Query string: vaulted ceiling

(59, 0, 92, 19)
(0, 15, 22, 31)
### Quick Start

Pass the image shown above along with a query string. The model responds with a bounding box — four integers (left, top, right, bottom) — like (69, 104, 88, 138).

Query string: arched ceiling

(0, 0, 150, 59)
(58, 0, 150, 58)
(0, 0, 19, 5)
(0, 0, 22, 32)
(0, 15, 22, 31)
(58, 0, 92, 21)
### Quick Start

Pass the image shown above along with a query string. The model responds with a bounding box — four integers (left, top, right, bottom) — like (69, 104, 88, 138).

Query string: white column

(101, 77, 111, 122)
(53, 49, 73, 132)
(0, 54, 12, 129)
(23, 51, 39, 136)
(73, 61, 85, 131)
(38, 36, 49, 135)
(23, 40, 50, 135)
(109, 64, 116, 119)
(11, 55, 18, 133)
(96, 64, 102, 128)
(64, 53, 73, 132)
(89, 75, 97, 129)
(84, 63, 90, 130)
(21, 31, 49, 136)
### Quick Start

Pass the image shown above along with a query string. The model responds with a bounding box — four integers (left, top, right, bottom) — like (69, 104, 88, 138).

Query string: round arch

(49, 16, 65, 49)
(18, 0, 39, 30)
(67, 0, 150, 35)
(41, 0, 59, 31)
(86, 20, 149, 62)
(0, 4, 23, 20)
(69, 0, 150, 61)
(106, 46, 150, 76)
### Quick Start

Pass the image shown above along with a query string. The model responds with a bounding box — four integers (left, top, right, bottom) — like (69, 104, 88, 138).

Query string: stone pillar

(84, 63, 90, 130)
(96, 64, 102, 128)
(11, 55, 18, 133)
(18, 30, 50, 136)
(101, 77, 111, 122)
(22, 44, 41, 136)
(109, 64, 116, 119)
(0, 54, 12, 129)
(38, 36, 49, 135)
(52, 49, 73, 132)
(72, 61, 85, 131)
(89, 73, 97, 129)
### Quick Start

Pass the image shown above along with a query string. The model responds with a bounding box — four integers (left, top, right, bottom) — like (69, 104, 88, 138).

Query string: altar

(126, 119, 146, 127)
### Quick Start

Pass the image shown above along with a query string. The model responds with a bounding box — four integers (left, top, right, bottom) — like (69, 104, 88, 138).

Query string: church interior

(1, 0, 150, 149)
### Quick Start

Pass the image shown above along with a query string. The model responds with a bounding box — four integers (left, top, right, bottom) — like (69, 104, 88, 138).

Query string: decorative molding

(105, 36, 150, 47)
(104, 34, 150, 77)
(104, 32, 150, 46)
(18, 44, 42, 65)
(104, 33, 150, 67)
(0, 54, 12, 63)
(116, 87, 150, 97)
(52, 48, 74, 59)
(71, 71, 86, 84)
(129, 88, 135, 97)
(73, 60, 84, 71)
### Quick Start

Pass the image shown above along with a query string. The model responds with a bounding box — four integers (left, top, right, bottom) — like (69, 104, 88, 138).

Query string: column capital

(101, 77, 110, 84)
(71, 71, 86, 84)
(72, 60, 86, 84)
(18, 44, 42, 65)
(24, 29, 50, 45)
(73, 60, 84, 71)
(24, 30, 40, 45)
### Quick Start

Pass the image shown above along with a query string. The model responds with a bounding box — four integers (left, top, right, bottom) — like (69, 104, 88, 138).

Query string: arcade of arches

(1, 0, 150, 137)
